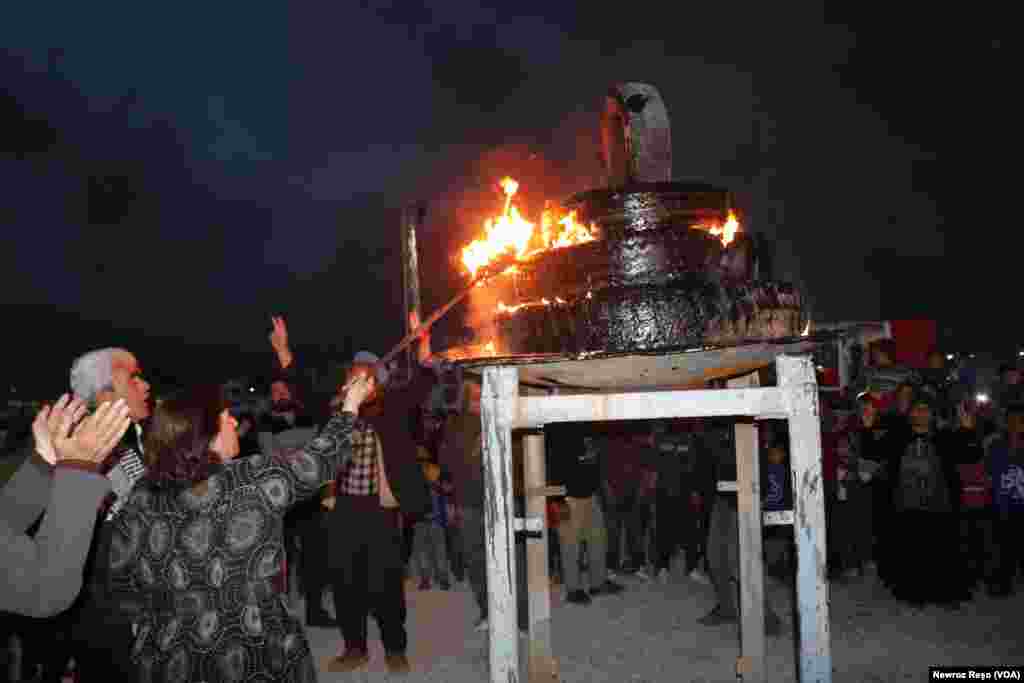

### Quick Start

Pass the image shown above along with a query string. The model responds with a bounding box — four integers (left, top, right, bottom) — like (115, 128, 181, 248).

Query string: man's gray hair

(70, 348, 129, 405)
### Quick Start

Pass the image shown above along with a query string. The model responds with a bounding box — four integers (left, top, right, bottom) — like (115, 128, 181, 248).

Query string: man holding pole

(270, 315, 433, 675)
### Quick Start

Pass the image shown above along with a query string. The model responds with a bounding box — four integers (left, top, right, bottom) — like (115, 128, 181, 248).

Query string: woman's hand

(32, 394, 84, 465)
(54, 399, 132, 465)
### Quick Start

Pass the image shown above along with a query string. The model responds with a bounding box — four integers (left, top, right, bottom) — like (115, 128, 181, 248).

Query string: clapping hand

(55, 399, 132, 465)
(34, 396, 132, 466)
(32, 395, 83, 465)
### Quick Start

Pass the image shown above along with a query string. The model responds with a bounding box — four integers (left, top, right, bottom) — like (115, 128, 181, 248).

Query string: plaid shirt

(336, 419, 380, 496)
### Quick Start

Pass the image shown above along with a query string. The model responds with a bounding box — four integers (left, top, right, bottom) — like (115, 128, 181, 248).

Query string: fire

(484, 341, 496, 356)
(460, 178, 598, 278)
(701, 210, 740, 246)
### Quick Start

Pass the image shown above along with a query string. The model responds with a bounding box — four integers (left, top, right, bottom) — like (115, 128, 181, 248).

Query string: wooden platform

(448, 338, 819, 392)
(477, 353, 830, 683)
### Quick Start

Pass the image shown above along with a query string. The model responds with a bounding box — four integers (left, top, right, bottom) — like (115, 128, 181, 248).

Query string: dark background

(1, 3, 1018, 397)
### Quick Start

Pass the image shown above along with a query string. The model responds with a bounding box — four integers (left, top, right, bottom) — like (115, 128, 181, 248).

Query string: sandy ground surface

(298, 566, 1024, 683)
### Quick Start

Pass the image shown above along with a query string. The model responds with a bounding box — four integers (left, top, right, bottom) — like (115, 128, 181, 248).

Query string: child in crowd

(830, 430, 876, 579)
(762, 438, 794, 577)
(413, 461, 451, 590)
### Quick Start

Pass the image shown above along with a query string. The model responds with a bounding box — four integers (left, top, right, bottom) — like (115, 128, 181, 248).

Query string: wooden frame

(479, 354, 830, 683)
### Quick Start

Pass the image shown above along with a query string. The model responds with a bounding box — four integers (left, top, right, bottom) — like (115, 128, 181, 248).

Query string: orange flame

(461, 178, 598, 278)
(484, 341, 496, 356)
(703, 210, 741, 246)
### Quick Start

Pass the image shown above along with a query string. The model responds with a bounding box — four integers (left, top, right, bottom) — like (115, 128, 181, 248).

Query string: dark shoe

(306, 610, 337, 628)
(385, 652, 411, 675)
(698, 605, 738, 626)
(590, 580, 625, 596)
(327, 649, 369, 673)
(418, 578, 432, 590)
(765, 612, 783, 636)
(565, 589, 592, 605)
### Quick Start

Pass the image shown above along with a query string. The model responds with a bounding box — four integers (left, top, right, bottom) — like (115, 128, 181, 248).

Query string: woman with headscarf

(102, 375, 375, 682)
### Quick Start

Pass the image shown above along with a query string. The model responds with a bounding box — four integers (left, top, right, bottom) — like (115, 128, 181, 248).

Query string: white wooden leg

(524, 432, 559, 682)
(778, 355, 831, 683)
(481, 366, 521, 683)
(730, 373, 765, 683)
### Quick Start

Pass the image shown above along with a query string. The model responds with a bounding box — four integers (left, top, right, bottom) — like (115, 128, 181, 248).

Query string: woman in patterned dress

(105, 375, 375, 682)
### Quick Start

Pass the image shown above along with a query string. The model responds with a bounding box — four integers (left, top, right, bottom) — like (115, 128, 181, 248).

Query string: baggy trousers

(707, 494, 779, 620)
(462, 506, 529, 630)
(557, 496, 608, 592)
(329, 495, 407, 654)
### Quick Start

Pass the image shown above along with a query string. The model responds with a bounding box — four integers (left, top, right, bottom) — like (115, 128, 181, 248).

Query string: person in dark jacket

(258, 336, 336, 627)
(547, 422, 625, 605)
(984, 402, 1024, 597)
(270, 313, 432, 675)
(882, 394, 982, 608)
(43, 348, 153, 683)
(105, 376, 375, 683)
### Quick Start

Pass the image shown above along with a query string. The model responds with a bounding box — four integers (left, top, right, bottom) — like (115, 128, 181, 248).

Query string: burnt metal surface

(564, 181, 730, 237)
(487, 277, 803, 357)
(497, 228, 755, 304)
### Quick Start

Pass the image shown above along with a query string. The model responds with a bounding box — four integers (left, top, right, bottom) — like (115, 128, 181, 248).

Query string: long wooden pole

(400, 203, 424, 383)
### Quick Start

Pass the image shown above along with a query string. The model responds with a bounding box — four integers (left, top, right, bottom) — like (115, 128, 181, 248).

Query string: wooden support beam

(730, 373, 765, 683)
(524, 433, 559, 682)
(516, 387, 786, 428)
(481, 366, 521, 683)
(778, 355, 831, 683)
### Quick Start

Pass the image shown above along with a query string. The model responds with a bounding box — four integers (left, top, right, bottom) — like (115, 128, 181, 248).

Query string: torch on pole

(375, 256, 516, 372)
(375, 275, 484, 370)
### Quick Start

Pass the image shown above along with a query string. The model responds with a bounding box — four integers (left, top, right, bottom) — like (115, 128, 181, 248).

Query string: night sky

(1, 4, 1017, 397)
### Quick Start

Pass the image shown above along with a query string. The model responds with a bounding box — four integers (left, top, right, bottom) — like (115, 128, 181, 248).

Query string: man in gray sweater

(1, 396, 131, 617)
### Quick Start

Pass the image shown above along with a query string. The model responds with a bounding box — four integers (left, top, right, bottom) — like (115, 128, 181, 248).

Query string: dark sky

(1, 4, 1018, 396)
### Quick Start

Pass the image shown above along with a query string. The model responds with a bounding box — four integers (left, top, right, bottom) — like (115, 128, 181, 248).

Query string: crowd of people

(1, 328, 1022, 682)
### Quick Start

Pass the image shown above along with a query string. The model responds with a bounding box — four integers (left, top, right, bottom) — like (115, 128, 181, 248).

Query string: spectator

(1, 397, 130, 617)
(762, 435, 793, 577)
(412, 461, 451, 590)
(105, 376, 375, 682)
(881, 395, 982, 608)
(984, 402, 1024, 597)
(831, 429, 875, 579)
(601, 429, 641, 577)
(858, 339, 921, 414)
(547, 423, 624, 605)
(699, 419, 783, 635)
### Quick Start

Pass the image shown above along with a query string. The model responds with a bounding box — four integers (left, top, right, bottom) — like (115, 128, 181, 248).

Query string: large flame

(461, 178, 598, 278)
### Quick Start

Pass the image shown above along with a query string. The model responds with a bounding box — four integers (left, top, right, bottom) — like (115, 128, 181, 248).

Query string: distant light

(946, 354, 954, 361)
(249, 387, 255, 393)
(1018, 350, 1024, 357)
(976, 393, 990, 404)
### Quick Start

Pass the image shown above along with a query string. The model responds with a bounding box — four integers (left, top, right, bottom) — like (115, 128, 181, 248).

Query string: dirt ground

(301, 566, 1024, 682)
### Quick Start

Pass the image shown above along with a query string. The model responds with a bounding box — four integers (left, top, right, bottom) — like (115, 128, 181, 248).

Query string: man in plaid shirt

(270, 314, 434, 676)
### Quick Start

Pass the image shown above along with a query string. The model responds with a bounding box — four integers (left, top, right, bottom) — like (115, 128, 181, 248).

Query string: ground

(300, 565, 1024, 682)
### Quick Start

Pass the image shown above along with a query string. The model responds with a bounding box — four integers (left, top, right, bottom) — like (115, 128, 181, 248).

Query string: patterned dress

(105, 412, 359, 683)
